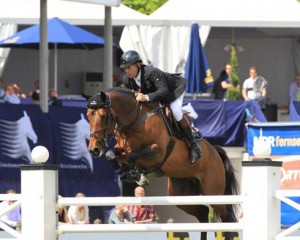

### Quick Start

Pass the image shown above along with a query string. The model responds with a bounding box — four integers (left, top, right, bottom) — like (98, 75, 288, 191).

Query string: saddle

(159, 104, 203, 141)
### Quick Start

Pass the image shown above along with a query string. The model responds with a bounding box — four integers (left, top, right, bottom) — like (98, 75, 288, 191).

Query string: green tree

(226, 44, 242, 100)
(122, 0, 168, 15)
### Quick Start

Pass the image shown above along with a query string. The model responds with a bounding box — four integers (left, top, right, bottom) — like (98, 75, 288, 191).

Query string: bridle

(88, 96, 144, 147)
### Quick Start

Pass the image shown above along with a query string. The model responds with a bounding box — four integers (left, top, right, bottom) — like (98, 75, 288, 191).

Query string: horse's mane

(104, 87, 135, 99)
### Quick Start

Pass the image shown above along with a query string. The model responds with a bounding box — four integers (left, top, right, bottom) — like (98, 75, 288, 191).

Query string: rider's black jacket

(122, 65, 186, 103)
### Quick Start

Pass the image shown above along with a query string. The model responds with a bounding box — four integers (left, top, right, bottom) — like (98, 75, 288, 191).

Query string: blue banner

(247, 122, 300, 226)
(48, 106, 119, 198)
(0, 104, 119, 199)
(0, 104, 53, 192)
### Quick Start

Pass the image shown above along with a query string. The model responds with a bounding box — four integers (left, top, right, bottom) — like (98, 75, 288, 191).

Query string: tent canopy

(0, 0, 149, 25)
(149, 0, 300, 28)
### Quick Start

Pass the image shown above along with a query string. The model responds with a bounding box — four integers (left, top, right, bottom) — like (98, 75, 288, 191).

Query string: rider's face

(123, 64, 139, 79)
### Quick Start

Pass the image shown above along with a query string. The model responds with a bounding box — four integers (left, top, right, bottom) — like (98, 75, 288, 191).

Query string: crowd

(0, 79, 61, 106)
(0, 186, 156, 229)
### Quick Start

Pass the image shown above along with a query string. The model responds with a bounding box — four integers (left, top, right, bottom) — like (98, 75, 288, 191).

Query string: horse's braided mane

(104, 87, 135, 99)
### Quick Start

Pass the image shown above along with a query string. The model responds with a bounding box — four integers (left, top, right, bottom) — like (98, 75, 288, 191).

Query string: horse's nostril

(90, 148, 100, 157)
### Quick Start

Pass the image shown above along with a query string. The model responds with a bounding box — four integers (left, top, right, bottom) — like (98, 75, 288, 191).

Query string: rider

(119, 50, 202, 164)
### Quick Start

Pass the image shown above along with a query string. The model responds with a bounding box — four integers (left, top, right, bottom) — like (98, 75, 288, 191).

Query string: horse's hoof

(136, 174, 150, 186)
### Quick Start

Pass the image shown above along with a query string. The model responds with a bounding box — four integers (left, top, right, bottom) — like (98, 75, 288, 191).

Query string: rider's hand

(135, 93, 149, 102)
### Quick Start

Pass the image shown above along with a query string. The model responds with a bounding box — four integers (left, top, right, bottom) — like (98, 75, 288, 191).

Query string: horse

(86, 87, 239, 240)
(0, 111, 37, 163)
(59, 113, 94, 172)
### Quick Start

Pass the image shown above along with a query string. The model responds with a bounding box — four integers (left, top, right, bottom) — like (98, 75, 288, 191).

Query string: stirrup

(136, 174, 150, 186)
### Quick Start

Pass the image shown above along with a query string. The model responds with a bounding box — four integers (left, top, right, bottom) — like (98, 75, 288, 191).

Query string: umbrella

(0, 17, 105, 90)
(185, 23, 213, 94)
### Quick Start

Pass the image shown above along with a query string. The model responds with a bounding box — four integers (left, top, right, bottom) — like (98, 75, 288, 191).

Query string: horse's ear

(81, 93, 91, 100)
(100, 91, 108, 103)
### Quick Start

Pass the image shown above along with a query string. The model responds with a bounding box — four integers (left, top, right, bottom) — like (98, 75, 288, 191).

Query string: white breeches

(170, 92, 185, 121)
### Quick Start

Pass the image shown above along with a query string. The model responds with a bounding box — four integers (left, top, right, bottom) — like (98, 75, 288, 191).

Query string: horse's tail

(214, 145, 239, 222)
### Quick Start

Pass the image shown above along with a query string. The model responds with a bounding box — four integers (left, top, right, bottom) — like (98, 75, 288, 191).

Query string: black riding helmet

(120, 50, 142, 69)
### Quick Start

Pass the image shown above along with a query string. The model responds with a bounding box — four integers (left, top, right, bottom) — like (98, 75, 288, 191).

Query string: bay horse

(86, 87, 239, 240)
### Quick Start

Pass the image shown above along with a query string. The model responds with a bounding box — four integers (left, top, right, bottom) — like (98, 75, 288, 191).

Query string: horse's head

(86, 91, 115, 157)
(19, 111, 38, 144)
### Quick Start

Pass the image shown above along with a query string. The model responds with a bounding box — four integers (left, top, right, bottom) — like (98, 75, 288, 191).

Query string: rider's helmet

(120, 50, 142, 69)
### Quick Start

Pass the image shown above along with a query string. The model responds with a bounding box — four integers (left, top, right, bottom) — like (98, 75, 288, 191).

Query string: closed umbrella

(0, 17, 105, 90)
(185, 23, 213, 94)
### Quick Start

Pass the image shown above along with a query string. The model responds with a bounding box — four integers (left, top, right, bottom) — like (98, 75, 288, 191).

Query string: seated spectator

(289, 74, 300, 102)
(128, 186, 156, 224)
(13, 84, 26, 98)
(0, 189, 21, 229)
(67, 192, 89, 224)
(4, 84, 21, 104)
(48, 89, 62, 106)
(57, 195, 70, 224)
(108, 204, 134, 224)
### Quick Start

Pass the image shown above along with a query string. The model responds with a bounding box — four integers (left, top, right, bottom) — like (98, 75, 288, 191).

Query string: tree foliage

(226, 44, 242, 100)
(122, 0, 168, 15)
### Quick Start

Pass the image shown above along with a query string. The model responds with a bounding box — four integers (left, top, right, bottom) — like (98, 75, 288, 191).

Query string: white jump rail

(276, 190, 300, 240)
(0, 160, 299, 240)
(0, 194, 22, 240)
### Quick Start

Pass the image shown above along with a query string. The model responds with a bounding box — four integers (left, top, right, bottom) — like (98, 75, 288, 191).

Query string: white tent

(0, 0, 150, 25)
(120, 0, 300, 107)
(149, 0, 300, 28)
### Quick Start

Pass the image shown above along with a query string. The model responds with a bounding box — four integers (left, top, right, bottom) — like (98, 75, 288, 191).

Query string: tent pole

(103, 6, 113, 89)
(54, 43, 57, 91)
(39, 0, 49, 113)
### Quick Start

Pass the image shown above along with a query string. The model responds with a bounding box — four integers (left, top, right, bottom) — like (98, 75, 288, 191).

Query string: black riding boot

(178, 117, 202, 164)
(105, 150, 121, 171)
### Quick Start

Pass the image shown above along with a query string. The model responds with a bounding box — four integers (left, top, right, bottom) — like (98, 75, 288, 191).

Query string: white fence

(0, 161, 299, 240)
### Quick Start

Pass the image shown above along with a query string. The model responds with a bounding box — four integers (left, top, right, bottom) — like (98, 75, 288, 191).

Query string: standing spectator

(242, 66, 267, 102)
(4, 84, 21, 104)
(213, 64, 232, 99)
(67, 192, 89, 224)
(108, 204, 134, 224)
(129, 186, 156, 224)
(28, 80, 40, 101)
(0, 189, 21, 229)
(289, 75, 300, 102)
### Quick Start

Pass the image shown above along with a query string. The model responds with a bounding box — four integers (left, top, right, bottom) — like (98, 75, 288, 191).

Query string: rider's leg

(170, 94, 202, 164)
(178, 116, 202, 164)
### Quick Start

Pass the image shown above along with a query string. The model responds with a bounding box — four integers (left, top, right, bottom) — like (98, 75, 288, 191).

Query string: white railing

(0, 161, 299, 240)
(276, 190, 300, 240)
(0, 194, 22, 240)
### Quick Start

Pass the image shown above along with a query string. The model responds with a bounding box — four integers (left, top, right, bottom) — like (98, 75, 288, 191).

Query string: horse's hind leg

(168, 177, 209, 240)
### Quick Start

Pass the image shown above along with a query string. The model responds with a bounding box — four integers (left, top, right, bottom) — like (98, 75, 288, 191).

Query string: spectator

(213, 64, 232, 99)
(57, 195, 70, 224)
(242, 66, 267, 102)
(4, 84, 21, 104)
(67, 192, 89, 224)
(48, 89, 62, 106)
(0, 189, 21, 229)
(128, 186, 156, 224)
(289, 74, 300, 102)
(13, 84, 26, 98)
(28, 80, 40, 100)
(108, 204, 134, 224)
